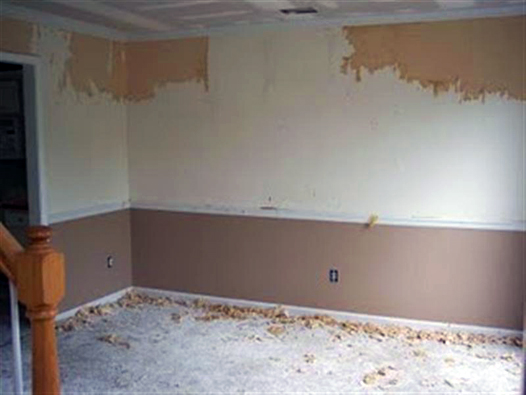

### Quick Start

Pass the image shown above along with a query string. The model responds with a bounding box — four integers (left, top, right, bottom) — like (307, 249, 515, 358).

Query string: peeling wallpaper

(60, 34, 209, 102)
(61, 33, 127, 101)
(0, 16, 524, 227)
(128, 18, 525, 227)
(0, 18, 36, 54)
(125, 37, 209, 101)
(342, 16, 526, 101)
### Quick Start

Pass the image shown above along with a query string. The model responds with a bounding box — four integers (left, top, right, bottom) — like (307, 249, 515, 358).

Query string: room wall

(127, 16, 525, 329)
(0, 16, 524, 326)
(52, 210, 132, 311)
(0, 18, 132, 309)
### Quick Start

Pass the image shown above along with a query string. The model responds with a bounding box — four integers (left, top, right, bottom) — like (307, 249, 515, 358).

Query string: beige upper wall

(1, 16, 524, 228)
(0, 18, 129, 220)
(127, 16, 526, 229)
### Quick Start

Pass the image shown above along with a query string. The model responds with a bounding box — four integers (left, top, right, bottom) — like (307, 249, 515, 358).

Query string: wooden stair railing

(0, 221, 22, 281)
(0, 222, 65, 395)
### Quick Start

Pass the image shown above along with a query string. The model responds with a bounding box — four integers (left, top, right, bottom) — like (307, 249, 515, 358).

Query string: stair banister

(0, 222, 65, 394)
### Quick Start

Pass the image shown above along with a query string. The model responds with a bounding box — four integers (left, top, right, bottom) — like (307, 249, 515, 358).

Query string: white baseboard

(135, 287, 522, 338)
(56, 287, 133, 322)
(54, 285, 522, 337)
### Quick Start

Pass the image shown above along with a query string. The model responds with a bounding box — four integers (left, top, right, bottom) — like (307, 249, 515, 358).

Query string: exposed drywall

(125, 37, 209, 101)
(0, 18, 36, 54)
(61, 33, 127, 100)
(341, 16, 526, 101)
(131, 209, 525, 330)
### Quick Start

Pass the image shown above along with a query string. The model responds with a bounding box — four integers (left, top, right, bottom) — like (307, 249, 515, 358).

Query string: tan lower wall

(52, 210, 132, 311)
(131, 209, 524, 330)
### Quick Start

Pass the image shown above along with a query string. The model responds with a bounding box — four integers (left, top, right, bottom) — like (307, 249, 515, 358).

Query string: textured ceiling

(2, 0, 525, 39)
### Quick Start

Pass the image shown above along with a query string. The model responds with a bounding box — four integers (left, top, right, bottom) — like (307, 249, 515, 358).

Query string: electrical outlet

(329, 269, 339, 283)
(106, 256, 114, 269)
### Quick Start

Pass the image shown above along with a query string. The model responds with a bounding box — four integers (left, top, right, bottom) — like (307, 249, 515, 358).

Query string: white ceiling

(1, 0, 525, 40)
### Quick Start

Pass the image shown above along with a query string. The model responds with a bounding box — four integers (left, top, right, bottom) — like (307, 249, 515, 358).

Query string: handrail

(0, 222, 23, 280)
(0, 254, 15, 283)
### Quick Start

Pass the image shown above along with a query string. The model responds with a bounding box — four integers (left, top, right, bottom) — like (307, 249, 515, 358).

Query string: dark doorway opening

(0, 61, 30, 351)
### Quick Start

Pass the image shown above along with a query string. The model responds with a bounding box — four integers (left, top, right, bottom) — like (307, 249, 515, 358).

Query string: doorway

(0, 60, 28, 329)
(0, 62, 29, 244)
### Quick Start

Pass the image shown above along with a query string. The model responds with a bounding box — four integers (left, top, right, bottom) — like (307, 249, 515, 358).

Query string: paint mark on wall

(125, 37, 209, 101)
(0, 18, 36, 54)
(341, 16, 526, 101)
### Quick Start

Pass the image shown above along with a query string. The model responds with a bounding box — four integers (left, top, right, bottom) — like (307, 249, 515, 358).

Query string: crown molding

(1, 2, 524, 42)
(125, 3, 526, 41)
(47, 0, 172, 32)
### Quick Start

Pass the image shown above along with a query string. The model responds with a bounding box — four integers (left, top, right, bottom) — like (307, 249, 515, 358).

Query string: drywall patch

(0, 18, 36, 54)
(61, 32, 127, 100)
(125, 37, 209, 101)
(341, 16, 526, 101)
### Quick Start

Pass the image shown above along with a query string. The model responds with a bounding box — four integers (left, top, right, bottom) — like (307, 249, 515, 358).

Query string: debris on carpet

(97, 334, 131, 349)
(501, 353, 515, 362)
(267, 325, 286, 336)
(116, 291, 186, 308)
(171, 313, 183, 324)
(56, 291, 524, 351)
(190, 297, 522, 348)
(303, 353, 316, 363)
(56, 305, 114, 332)
(362, 366, 397, 386)
(5, 289, 519, 393)
(444, 357, 455, 365)
(444, 378, 455, 388)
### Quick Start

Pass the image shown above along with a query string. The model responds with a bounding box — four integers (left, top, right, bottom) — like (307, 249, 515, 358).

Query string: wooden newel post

(17, 226, 65, 395)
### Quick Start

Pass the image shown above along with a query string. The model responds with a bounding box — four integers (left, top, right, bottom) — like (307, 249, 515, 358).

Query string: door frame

(0, 51, 48, 225)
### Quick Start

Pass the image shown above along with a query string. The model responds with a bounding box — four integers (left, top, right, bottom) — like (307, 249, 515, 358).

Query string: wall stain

(125, 37, 209, 101)
(341, 16, 526, 101)
(0, 18, 36, 54)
